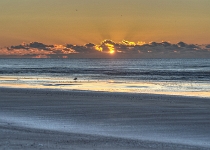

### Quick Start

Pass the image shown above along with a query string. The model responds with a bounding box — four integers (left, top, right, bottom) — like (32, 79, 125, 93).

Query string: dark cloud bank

(1, 40, 210, 58)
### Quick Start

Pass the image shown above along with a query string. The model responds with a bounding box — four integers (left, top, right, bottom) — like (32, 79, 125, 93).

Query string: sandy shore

(0, 88, 210, 150)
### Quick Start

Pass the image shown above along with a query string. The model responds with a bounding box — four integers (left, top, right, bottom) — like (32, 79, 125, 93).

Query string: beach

(1, 0, 210, 149)
(0, 88, 210, 149)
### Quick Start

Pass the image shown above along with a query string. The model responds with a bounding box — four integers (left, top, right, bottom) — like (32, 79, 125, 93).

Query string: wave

(0, 67, 210, 81)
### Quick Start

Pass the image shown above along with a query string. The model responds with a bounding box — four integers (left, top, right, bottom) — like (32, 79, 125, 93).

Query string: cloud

(177, 41, 187, 47)
(161, 41, 171, 47)
(29, 42, 46, 48)
(1, 40, 210, 58)
(85, 43, 95, 47)
(28, 42, 53, 49)
(206, 44, 210, 48)
(10, 45, 28, 49)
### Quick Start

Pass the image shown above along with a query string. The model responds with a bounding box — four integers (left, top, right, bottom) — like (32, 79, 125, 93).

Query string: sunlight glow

(137, 41, 146, 46)
(105, 43, 115, 54)
(95, 45, 103, 52)
(109, 50, 115, 54)
(122, 40, 136, 46)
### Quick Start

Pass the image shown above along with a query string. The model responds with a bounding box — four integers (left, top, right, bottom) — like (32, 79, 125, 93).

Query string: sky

(1, 0, 210, 58)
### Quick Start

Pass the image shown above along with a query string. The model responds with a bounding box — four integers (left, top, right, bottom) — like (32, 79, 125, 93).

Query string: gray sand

(0, 88, 210, 150)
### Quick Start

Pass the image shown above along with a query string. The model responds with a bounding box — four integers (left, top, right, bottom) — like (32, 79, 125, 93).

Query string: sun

(109, 50, 115, 54)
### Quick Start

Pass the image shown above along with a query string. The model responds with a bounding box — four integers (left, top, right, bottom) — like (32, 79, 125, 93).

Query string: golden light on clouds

(105, 43, 115, 54)
(121, 40, 135, 46)
(95, 45, 103, 52)
(0, 40, 209, 58)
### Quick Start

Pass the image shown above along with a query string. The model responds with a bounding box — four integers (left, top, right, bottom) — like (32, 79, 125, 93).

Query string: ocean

(0, 58, 210, 97)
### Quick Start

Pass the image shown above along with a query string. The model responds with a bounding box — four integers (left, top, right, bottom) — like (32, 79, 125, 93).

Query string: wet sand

(0, 88, 210, 150)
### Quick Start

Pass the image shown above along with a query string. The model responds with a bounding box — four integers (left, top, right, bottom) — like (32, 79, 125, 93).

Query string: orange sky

(0, 0, 210, 47)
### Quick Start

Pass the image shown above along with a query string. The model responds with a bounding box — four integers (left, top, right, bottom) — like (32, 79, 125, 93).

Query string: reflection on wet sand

(0, 75, 210, 98)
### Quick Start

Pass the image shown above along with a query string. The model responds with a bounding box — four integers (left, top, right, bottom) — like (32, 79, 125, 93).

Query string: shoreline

(1, 88, 210, 149)
(1, 86, 210, 99)
(1, 74, 210, 99)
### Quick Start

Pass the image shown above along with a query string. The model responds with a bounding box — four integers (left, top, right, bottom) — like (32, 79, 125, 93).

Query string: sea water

(0, 58, 210, 97)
